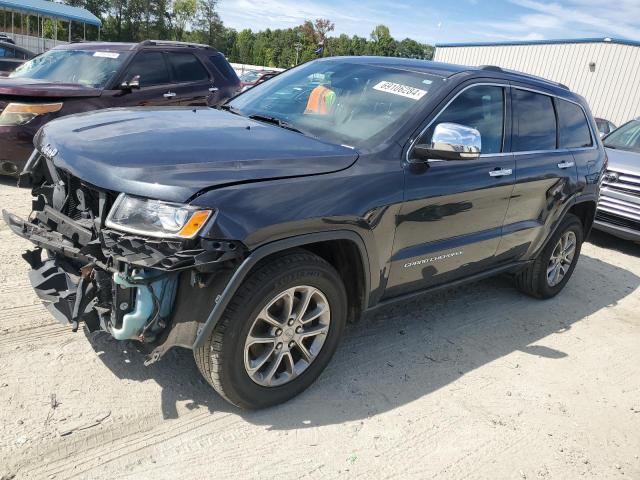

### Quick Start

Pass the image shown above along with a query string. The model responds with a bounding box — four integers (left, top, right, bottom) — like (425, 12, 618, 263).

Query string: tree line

(18, 1, 435, 67)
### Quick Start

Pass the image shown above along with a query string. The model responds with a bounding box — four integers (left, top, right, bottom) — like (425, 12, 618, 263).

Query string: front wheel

(515, 213, 584, 299)
(194, 250, 347, 409)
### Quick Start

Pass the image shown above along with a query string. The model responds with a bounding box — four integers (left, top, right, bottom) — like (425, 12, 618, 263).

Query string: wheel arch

(568, 198, 597, 237)
(192, 230, 371, 349)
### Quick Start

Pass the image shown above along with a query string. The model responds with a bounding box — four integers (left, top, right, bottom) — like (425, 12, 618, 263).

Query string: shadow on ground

(86, 249, 639, 428)
(589, 229, 640, 256)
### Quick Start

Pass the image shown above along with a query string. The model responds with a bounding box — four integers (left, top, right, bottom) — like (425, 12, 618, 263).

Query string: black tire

(515, 213, 584, 299)
(194, 250, 347, 409)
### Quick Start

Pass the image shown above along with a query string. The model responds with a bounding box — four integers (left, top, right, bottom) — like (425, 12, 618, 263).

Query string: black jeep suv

(3, 57, 605, 409)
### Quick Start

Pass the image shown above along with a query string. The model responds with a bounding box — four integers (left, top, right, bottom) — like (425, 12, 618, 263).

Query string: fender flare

(192, 230, 371, 349)
(534, 195, 598, 258)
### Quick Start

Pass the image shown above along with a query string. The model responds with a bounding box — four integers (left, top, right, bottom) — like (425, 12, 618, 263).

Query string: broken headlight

(105, 194, 212, 239)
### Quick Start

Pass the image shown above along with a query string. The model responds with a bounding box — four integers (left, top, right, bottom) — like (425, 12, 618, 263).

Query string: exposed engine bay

(3, 151, 246, 363)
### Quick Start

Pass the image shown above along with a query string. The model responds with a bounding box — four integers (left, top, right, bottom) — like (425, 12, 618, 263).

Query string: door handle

(163, 91, 176, 98)
(209, 87, 219, 92)
(489, 168, 513, 177)
(557, 161, 575, 169)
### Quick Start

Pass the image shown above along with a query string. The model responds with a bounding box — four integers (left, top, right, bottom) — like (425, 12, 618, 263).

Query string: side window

(124, 51, 170, 87)
(420, 85, 505, 155)
(0, 47, 15, 58)
(209, 53, 238, 82)
(167, 52, 209, 83)
(557, 99, 592, 148)
(512, 89, 557, 151)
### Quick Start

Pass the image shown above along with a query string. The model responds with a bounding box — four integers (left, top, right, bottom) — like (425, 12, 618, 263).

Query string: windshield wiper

(248, 114, 306, 135)
(219, 104, 244, 116)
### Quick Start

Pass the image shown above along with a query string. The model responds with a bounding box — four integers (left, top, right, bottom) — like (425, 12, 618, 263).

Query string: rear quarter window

(208, 53, 239, 83)
(557, 99, 592, 149)
(512, 89, 557, 151)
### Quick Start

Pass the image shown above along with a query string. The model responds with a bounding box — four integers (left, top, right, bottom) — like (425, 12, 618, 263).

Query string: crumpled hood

(605, 147, 640, 174)
(0, 77, 102, 98)
(36, 107, 359, 203)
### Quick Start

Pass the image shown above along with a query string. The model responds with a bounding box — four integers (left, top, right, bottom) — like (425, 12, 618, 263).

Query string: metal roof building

(434, 38, 640, 126)
(0, 0, 102, 53)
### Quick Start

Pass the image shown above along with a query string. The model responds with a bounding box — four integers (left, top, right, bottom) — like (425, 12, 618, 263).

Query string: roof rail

(141, 40, 212, 49)
(478, 64, 571, 91)
(479, 65, 503, 72)
(511, 70, 571, 90)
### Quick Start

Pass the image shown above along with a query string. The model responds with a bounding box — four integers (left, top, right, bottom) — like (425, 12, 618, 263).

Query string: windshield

(604, 119, 640, 153)
(240, 70, 261, 82)
(10, 49, 130, 88)
(229, 59, 444, 148)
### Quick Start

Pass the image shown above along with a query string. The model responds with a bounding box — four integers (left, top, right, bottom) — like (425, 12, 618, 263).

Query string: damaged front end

(3, 151, 246, 363)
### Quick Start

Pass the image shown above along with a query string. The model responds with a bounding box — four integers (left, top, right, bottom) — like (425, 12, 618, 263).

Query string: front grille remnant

(602, 169, 640, 196)
(597, 169, 640, 231)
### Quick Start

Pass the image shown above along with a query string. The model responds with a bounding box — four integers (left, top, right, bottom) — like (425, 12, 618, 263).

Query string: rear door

(109, 50, 178, 107)
(496, 87, 582, 261)
(385, 83, 515, 298)
(165, 51, 217, 106)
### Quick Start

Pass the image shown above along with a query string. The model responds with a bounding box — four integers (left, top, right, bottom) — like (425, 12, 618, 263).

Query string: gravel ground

(1, 176, 639, 479)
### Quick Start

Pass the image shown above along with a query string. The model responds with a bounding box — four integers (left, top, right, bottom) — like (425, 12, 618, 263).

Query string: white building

(434, 38, 640, 126)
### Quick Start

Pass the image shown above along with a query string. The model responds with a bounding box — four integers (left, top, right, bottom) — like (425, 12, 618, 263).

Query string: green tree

(370, 24, 396, 56)
(172, 0, 196, 40)
(62, 3, 434, 66)
(195, 0, 223, 46)
(234, 28, 255, 64)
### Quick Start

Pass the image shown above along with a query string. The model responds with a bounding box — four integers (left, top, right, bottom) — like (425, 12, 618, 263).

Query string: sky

(216, 0, 640, 45)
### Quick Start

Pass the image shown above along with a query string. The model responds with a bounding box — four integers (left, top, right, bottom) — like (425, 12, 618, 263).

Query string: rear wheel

(194, 250, 347, 409)
(515, 213, 584, 299)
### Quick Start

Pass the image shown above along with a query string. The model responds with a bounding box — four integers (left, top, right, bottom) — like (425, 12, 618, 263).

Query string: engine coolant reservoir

(110, 270, 178, 341)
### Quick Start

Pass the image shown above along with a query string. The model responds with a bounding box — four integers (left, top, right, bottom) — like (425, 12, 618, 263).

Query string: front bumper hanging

(2, 206, 244, 362)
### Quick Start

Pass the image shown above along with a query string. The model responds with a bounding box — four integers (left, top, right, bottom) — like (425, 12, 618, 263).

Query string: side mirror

(120, 75, 140, 91)
(412, 122, 481, 161)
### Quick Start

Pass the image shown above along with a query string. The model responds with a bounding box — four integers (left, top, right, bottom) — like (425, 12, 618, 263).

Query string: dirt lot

(1, 176, 639, 480)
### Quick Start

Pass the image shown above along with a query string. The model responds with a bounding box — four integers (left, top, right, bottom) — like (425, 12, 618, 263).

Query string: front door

(108, 50, 181, 107)
(385, 84, 515, 298)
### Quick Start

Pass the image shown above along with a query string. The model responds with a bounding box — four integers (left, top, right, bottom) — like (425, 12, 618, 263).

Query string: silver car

(594, 118, 640, 242)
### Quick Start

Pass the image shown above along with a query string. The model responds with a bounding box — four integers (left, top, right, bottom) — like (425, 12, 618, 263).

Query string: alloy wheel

(243, 285, 331, 387)
(546, 231, 577, 287)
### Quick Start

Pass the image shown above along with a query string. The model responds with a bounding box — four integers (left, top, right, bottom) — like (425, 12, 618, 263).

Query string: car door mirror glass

(412, 122, 482, 161)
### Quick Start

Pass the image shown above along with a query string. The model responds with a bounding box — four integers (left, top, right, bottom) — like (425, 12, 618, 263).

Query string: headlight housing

(0, 102, 63, 126)
(105, 194, 213, 239)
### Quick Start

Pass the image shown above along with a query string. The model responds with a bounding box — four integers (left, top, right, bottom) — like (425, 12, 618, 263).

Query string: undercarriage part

(108, 270, 178, 341)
